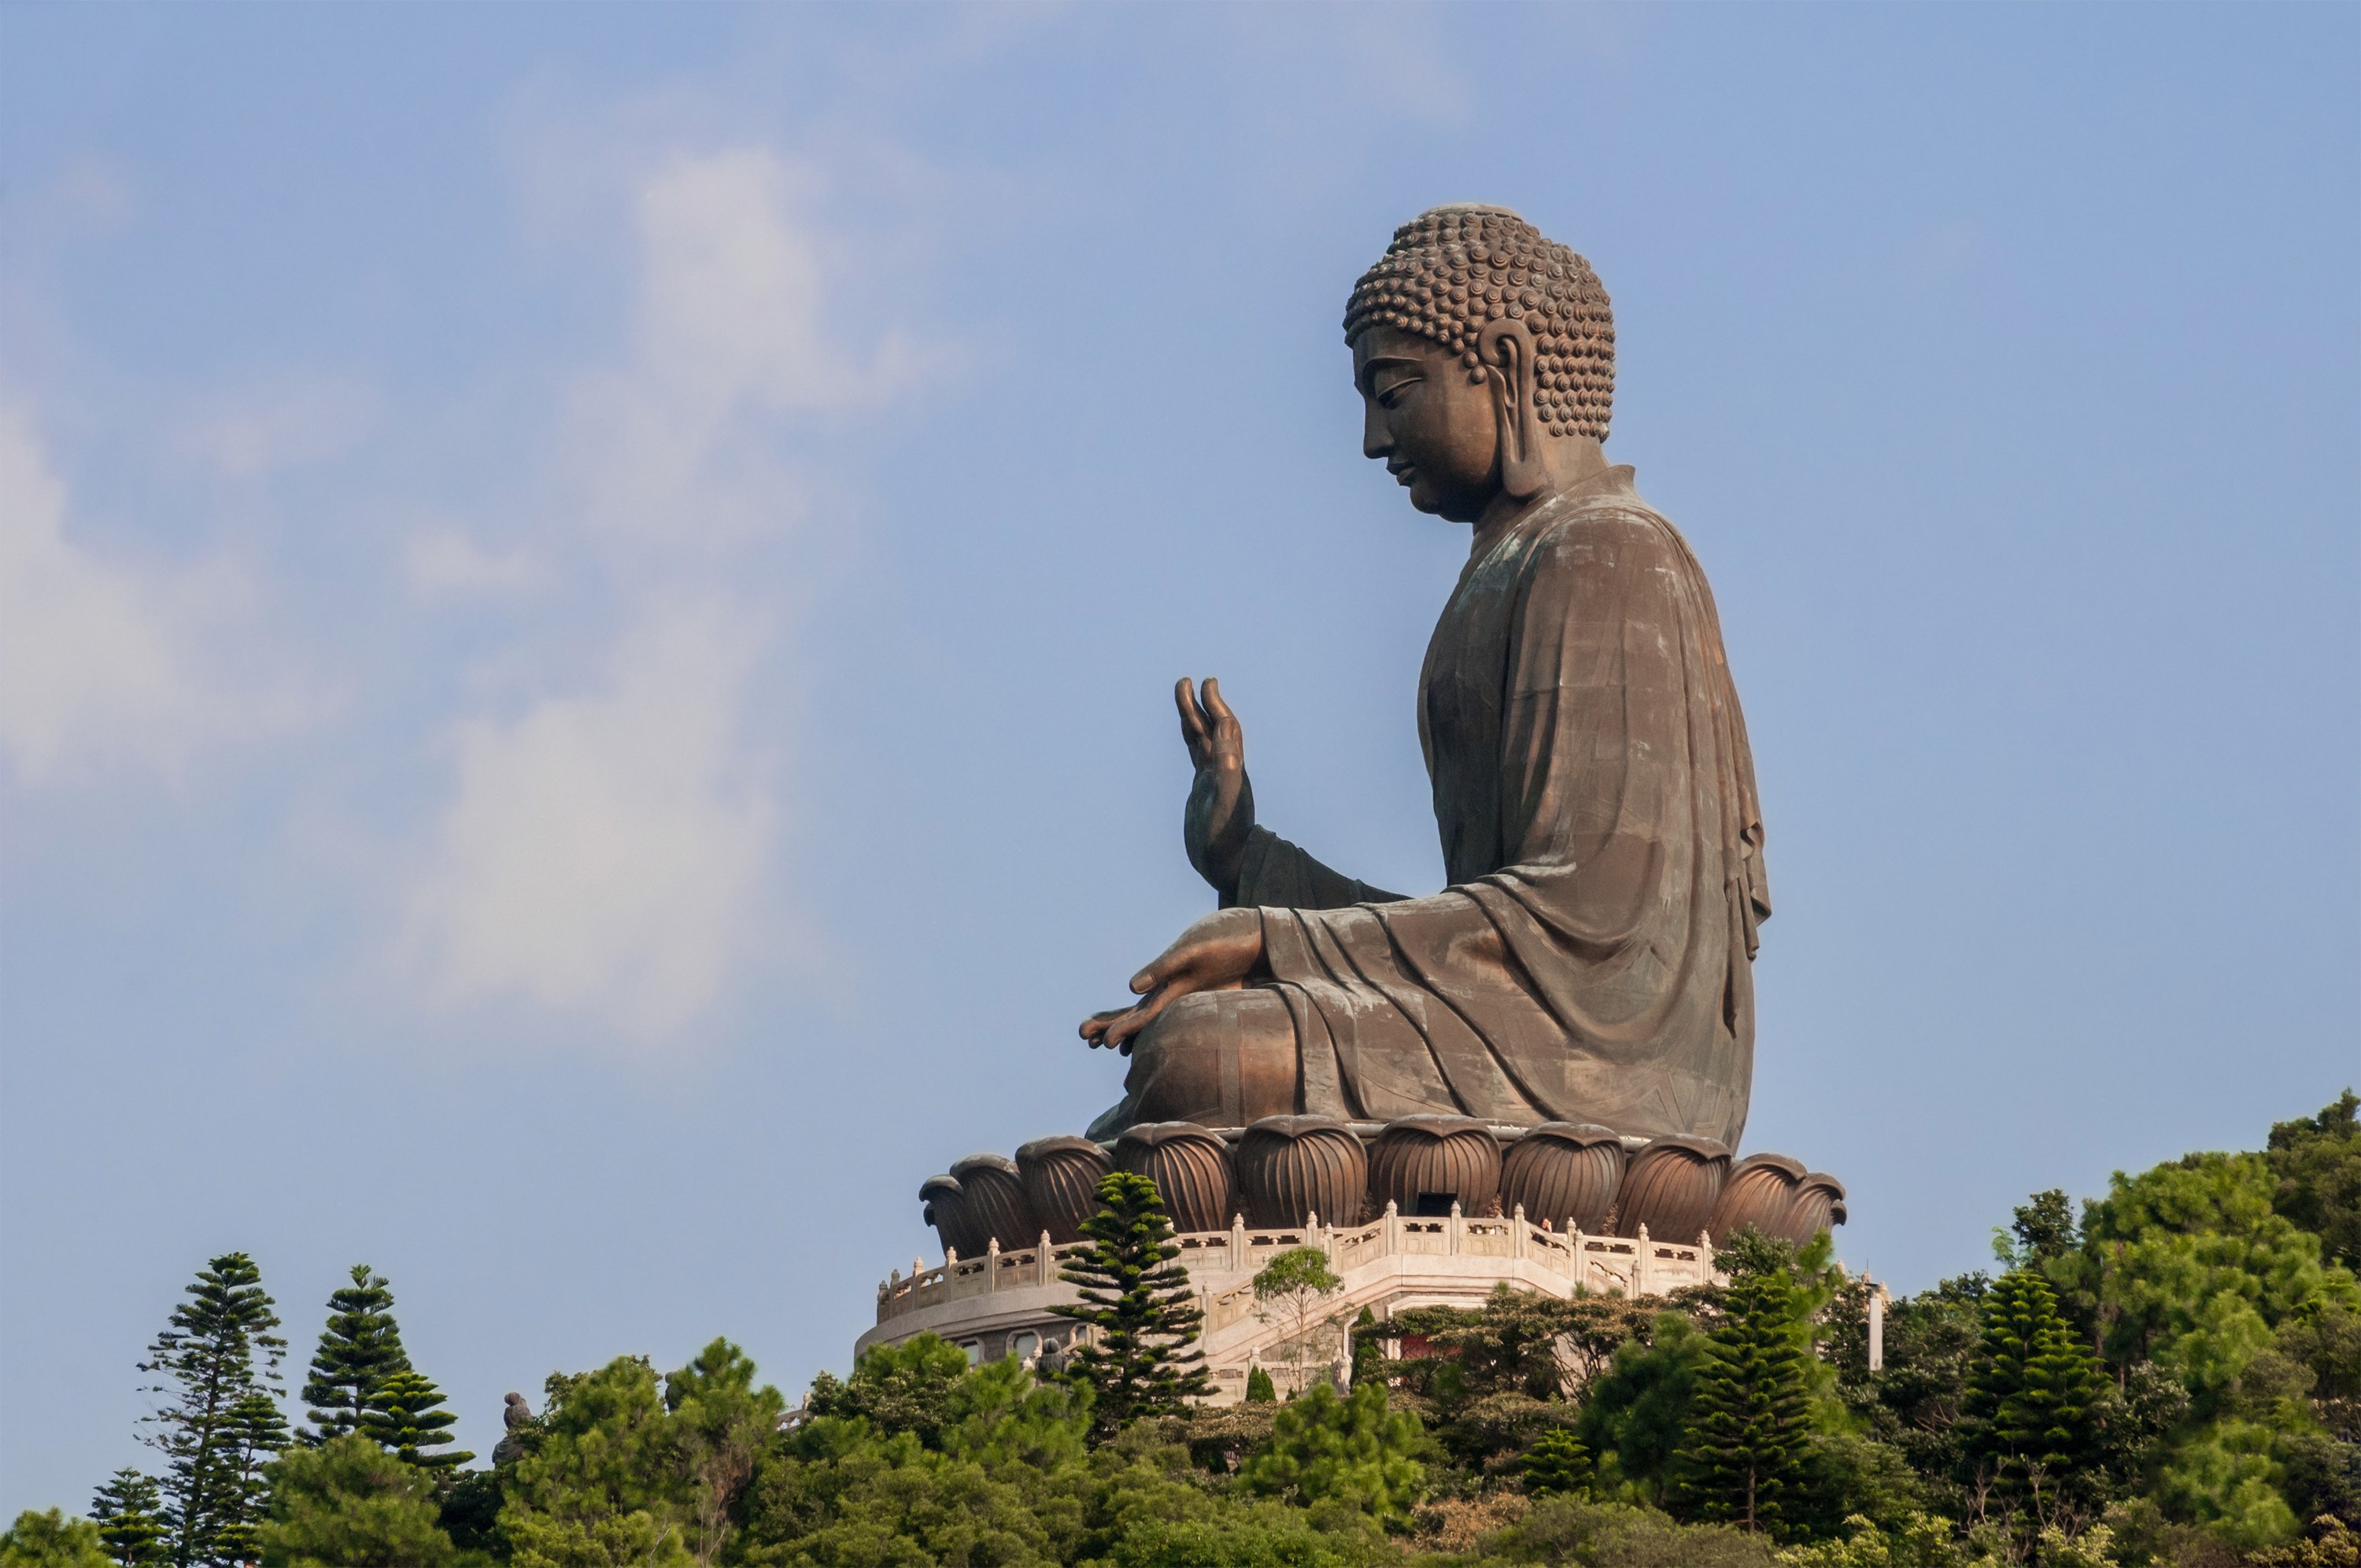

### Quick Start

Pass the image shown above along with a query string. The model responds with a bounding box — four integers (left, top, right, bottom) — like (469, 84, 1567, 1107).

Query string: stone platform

(859, 1201, 1727, 1404)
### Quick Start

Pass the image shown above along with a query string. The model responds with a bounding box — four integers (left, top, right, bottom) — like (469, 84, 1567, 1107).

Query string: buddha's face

(1353, 323, 1506, 524)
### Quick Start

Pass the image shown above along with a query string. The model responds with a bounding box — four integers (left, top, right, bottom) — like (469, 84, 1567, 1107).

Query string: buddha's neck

(1472, 440, 1613, 543)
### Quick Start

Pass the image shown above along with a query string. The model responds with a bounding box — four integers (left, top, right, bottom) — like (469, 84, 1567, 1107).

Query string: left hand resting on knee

(1080, 907, 1265, 1053)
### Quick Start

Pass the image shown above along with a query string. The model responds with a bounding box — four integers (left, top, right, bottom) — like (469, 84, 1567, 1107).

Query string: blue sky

(2, 2, 2354, 1508)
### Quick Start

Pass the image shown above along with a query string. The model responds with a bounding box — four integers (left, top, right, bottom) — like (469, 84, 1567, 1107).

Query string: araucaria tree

(90, 1470, 168, 1567)
(1050, 1171, 1214, 1438)
(1522, 1427, 1593, 1498)
(298, 1264, 409, 1442)
(136, 1253, 287, 1567)
(1961, 1267, 2102, 1517)
(1671, 1265, 1814, 1533)
(359, 1369, 473, 1470)
(1349, 1305, 1384, 1387)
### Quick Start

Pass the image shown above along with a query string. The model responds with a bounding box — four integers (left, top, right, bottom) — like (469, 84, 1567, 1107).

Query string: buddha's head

(1344, 206, 1614, 523)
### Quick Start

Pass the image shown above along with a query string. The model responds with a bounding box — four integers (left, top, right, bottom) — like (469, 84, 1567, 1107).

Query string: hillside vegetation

(7, 1093, 2354, 1568)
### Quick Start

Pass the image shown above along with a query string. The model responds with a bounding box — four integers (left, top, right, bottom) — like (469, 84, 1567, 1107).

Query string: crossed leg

(1085, 987, 1300, 1137)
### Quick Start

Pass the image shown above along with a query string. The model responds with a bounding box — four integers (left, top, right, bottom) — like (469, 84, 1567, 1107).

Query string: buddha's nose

(1362, 401, 1391, 459)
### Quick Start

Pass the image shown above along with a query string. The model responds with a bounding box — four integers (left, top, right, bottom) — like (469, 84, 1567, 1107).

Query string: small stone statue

(490, 1390, 533, 1467)
(1081, 205, 1768, 1151)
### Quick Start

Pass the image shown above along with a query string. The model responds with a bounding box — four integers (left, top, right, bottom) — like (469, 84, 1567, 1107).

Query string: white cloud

(399, 606, 773, 1042)
(176, 373, 377, 479)
(0, 398, 272, 784)
(559, 148, 932, 545)
(393, 138, 938, 1043)
(405, 529, 538, 596)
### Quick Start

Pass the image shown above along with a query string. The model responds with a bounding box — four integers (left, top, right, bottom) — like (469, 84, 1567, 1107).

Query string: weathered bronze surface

(1236, 1114, 1369, 1228)
(1708, 1152, 1809, 1245)
(1611, 1134, 1730, 1240)
(1083, 206, 1768, 1150)
(1786, 1171, 1849, 1245)
(921, 1173, 988, 1260)
(949, 1153, 1040, 1253)
(1367, 1113, 1503, 1218)
(1114, 1122, 1236, 1234)
(1502, 1122, 1626, 1234)
(1018, 1135, 1114, 1245)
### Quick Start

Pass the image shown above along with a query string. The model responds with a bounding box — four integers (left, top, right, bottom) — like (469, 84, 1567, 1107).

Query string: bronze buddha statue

(1082, 206, 1770, 1152)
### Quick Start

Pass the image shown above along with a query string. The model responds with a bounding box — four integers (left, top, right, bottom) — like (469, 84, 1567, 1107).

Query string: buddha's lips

(1390, 464, 1417, 487)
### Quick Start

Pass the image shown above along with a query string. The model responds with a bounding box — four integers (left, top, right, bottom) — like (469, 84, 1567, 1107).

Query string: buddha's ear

(1478, 319, 1548, 501)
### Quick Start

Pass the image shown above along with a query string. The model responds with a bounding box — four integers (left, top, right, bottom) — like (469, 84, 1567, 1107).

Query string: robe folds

(1234, 464, 1768, 1148)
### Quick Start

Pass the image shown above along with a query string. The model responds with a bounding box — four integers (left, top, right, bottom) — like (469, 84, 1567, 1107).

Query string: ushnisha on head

(1345, 205, 1616, 525)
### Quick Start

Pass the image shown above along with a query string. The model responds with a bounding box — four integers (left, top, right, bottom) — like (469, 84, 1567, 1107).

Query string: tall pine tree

(1670, 1266, 1815, 1534)
(1522, 1428, 1594, 1498)
(89, 1470, 167, 1568)
(1962, 1268, 2102, 1510)
(214, 1394, 289, 1566)
(136, 1253, 286, 1568)
(1350, 1305, 1384, 1387)
(1049, 1171, 1214, 1440)
(359, 1370, 474, 1470)
(299, 1265, 409, 1442)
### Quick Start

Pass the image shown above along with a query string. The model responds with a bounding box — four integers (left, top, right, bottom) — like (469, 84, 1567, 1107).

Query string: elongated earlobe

(1482, 321, 1550, 501)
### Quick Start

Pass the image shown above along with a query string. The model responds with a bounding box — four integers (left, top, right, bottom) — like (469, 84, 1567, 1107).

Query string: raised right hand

(1178, 677, 1254, 900)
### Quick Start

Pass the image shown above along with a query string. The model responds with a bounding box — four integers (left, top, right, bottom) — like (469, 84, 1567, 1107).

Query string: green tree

(218, 1393, 291, 1565)
(802, 1334, 971, 1444)
(1824, 1271, 1987, 1518)
(1961, 1269, 2103, 1518)
(2008, 1190, 2081, 1267)
(138, 1253, 288, 1568)
(1392, 1285, 1583, 1404)
(500, 1357, 694, 1568)
(2057, 1150, 2358, 1377)
(358, 1370, 472, 1471)
(660, 1338, 789, 1566)
(1245, 1366, 1277, 1404)
(298, 1267, 409, 1444)
(2045, 1140, 2357, 1541)
(741, 1370, 1348, 1568)
(1252, 1245, 1344, 1396)
(1049, 1172, 1214, 1439)
(1348, 1308, 1384, 1389)
(1672, 1267, 1815, 1534)
(1523, 1428, 1594, 1499)
(434, 1470, 506, 1563)
(1, 1512, 110, 1568)
(1477, 1496, 1780, 1566)
(1237, 1381, 1425, 1524)
(256, 1434, 457, 1568)
(88, 1473, 166, 1568)
(1576, 1310, 1714, 1503)
(497, 1344, 785, 1568)
(2270, 1090, 2361, 1271)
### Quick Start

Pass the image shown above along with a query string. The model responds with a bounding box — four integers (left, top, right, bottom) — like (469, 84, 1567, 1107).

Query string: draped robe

(1223, 463, 1768, 1147)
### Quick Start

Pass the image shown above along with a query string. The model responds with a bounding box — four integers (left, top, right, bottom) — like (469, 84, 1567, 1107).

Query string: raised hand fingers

(1201, 677, 1243, 755)
(1174, 677, 1212, 766)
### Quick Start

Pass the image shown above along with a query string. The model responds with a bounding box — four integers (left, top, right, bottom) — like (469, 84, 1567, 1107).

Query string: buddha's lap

(1135, 986, 1295, 1062)
(1122, 987, 1299, 1127)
